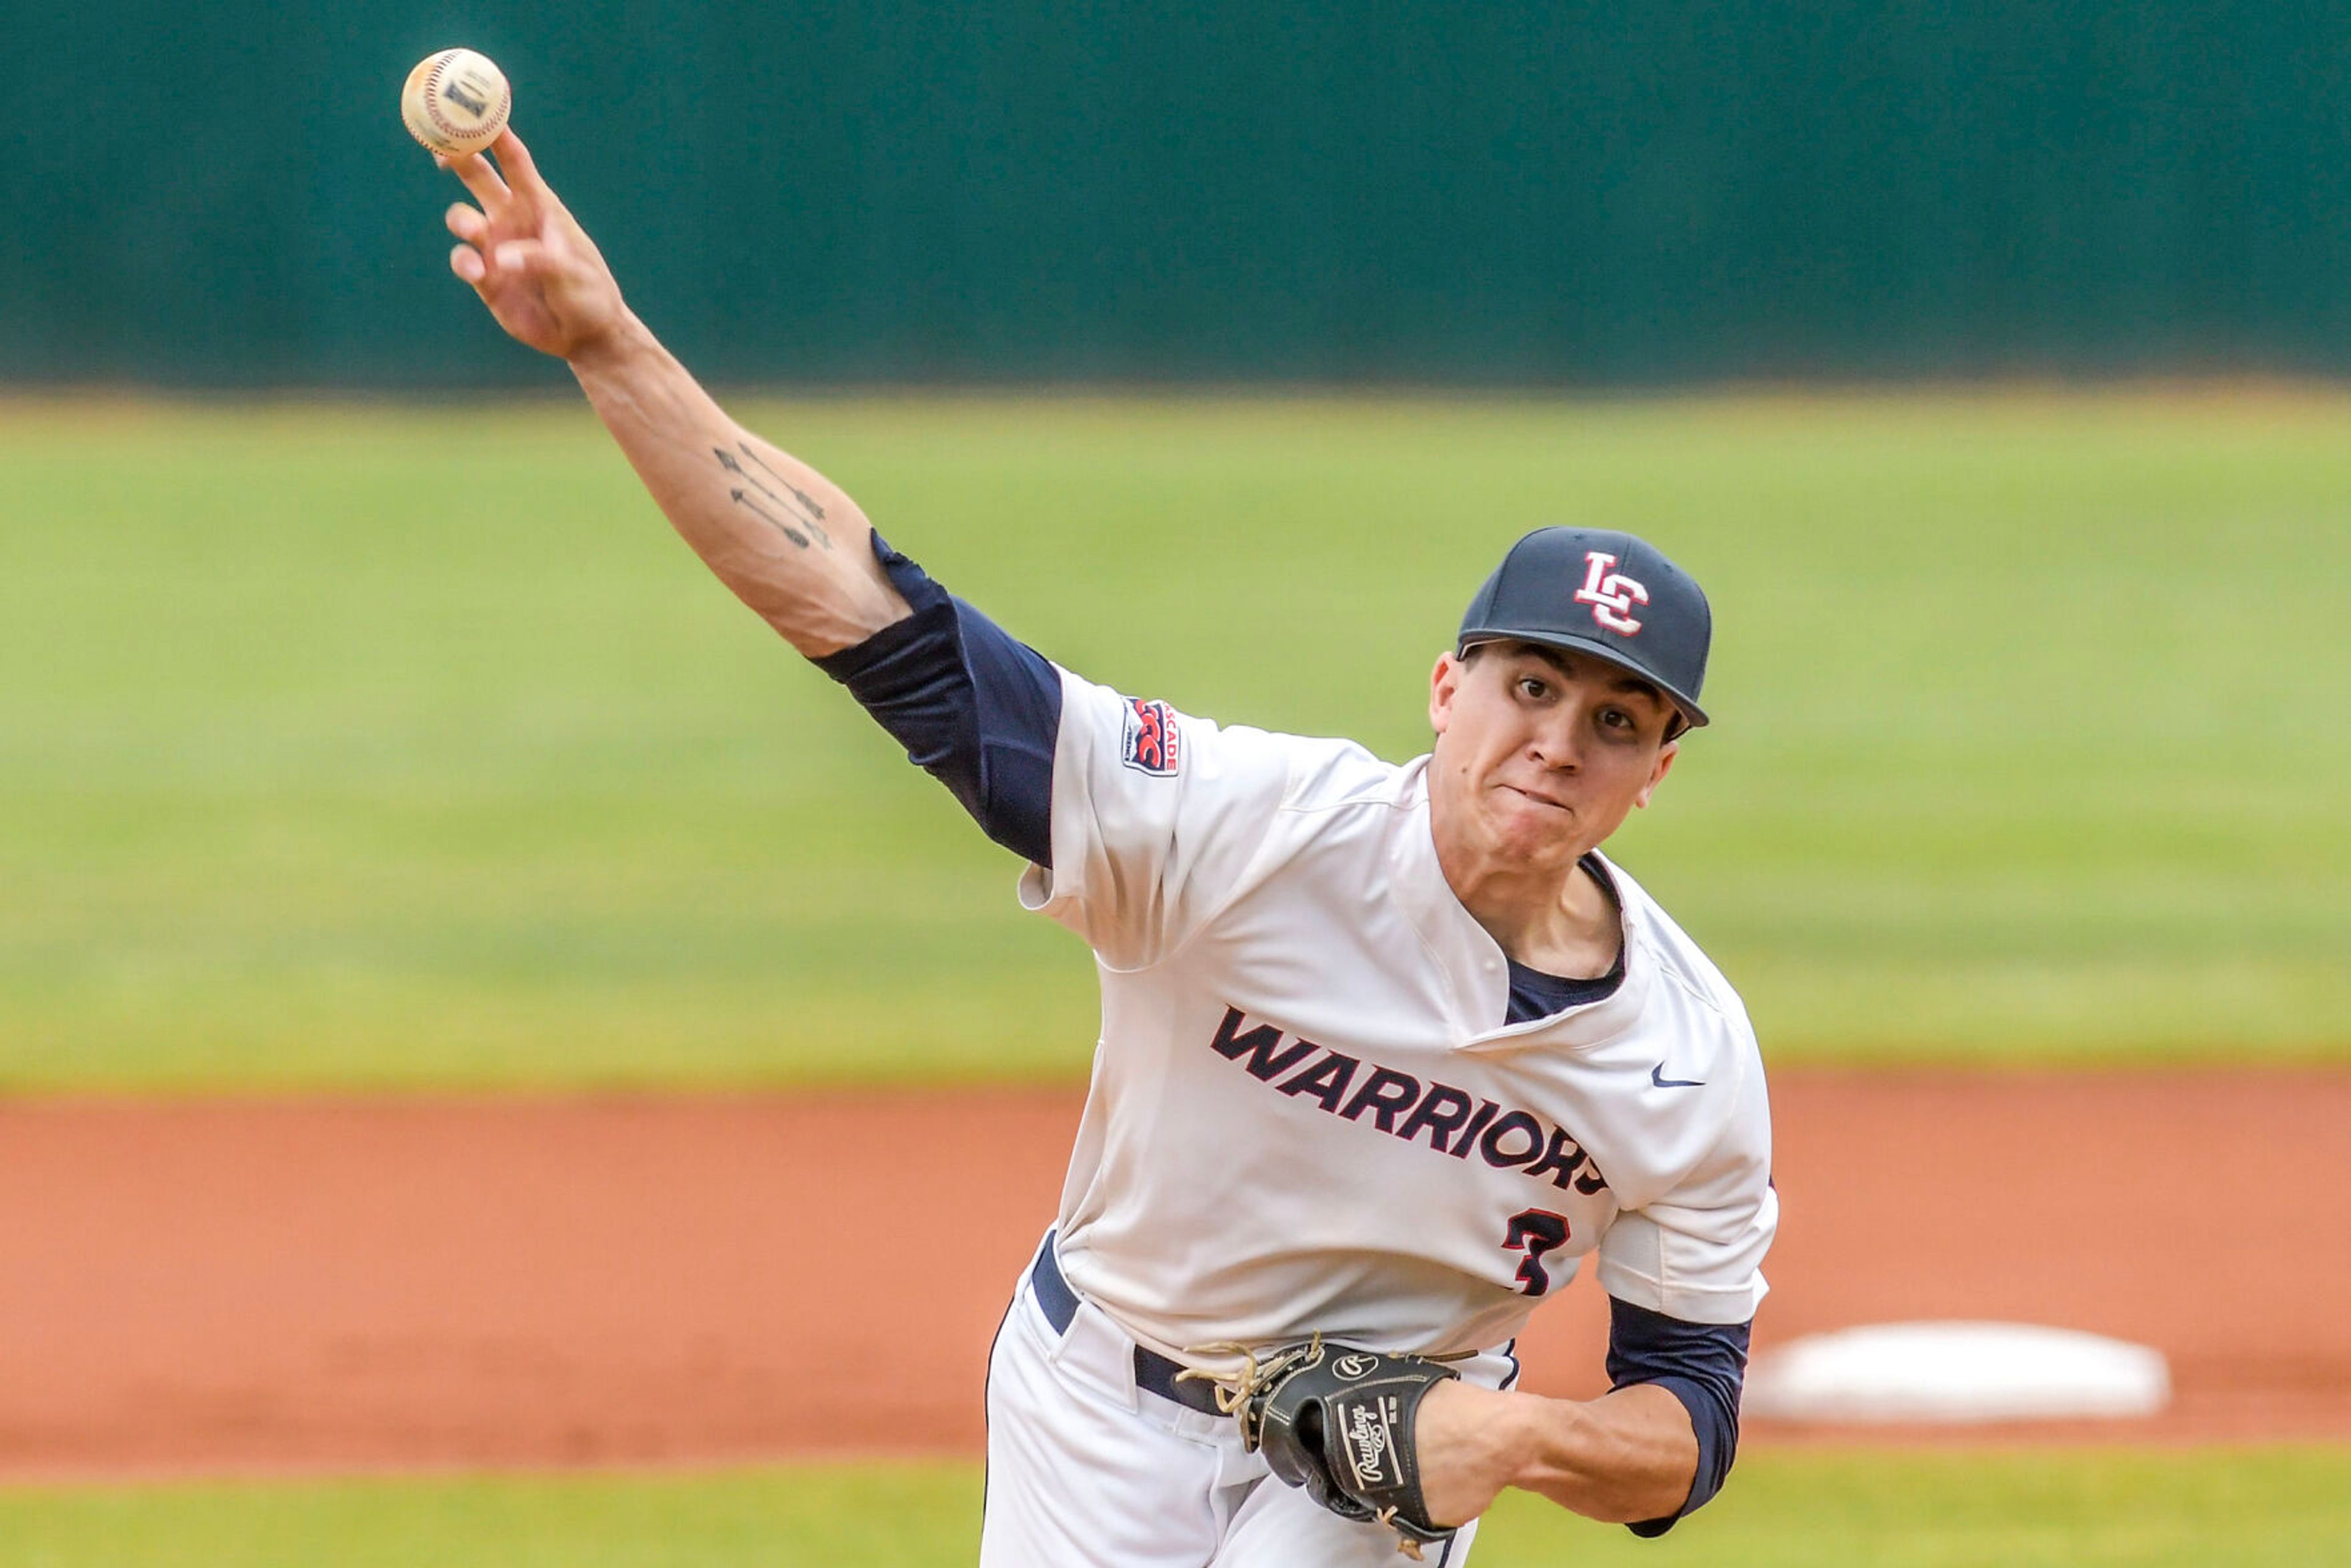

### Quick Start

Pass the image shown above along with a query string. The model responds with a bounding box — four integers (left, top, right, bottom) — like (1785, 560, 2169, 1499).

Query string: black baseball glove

(1186, 1338, 1461, 1559)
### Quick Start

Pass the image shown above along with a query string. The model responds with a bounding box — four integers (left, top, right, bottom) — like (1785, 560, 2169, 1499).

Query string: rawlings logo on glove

(1182, 1337, 1460, 1559)
(1344, 1399, 1397, 1484)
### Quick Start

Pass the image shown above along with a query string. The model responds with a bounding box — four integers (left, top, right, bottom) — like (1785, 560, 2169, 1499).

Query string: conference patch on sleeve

(1120, 697, 1181, 777)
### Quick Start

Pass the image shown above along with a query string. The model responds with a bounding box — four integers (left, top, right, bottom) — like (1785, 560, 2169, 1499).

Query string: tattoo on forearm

(714, 443, 831, 550)
(738, 444, 827, 521)
(729, 486, 811, 548)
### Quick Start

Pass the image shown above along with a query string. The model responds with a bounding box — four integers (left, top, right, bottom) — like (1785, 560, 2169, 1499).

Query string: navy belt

(1030, 1233, 1227, 1417)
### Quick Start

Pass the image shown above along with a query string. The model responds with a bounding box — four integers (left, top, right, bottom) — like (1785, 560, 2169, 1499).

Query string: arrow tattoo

(715, 446, 831, 548)
(730, 487, 811, 549)
(738, 444, 827, 520)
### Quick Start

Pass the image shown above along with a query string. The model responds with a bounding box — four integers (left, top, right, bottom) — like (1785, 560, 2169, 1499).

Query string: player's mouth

(1497, 782, 1574, 814)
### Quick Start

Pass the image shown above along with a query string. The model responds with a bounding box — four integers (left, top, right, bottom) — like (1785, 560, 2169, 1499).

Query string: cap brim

(1458, 629, 1710, 730)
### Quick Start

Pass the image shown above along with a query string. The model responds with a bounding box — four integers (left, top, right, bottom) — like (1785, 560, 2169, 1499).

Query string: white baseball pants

(978, 1234, 1512, 1567)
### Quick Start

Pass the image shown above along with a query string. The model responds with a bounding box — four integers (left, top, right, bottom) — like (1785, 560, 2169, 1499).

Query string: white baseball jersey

(1018, 669, 1777, 1369)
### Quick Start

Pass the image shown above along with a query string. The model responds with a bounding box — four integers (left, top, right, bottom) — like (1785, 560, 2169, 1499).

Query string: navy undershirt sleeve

(1606, 1296, 1751, 1536)
(811, 531, 1062, 866)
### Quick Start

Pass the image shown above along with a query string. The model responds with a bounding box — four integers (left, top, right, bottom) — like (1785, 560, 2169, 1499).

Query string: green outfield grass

(5, 393, 2347, 1090)
(4, 1448, 2348, 1566)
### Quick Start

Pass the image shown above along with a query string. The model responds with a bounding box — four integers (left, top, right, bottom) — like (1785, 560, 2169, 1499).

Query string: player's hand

(1411, 1379, 1526, 1528)
(440, 129, 630, 362)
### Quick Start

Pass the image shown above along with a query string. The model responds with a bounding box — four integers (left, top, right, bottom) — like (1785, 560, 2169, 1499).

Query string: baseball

(400, 48, 512, 157)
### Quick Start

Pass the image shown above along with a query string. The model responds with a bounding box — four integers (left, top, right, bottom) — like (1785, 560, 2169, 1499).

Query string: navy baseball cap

(1457, 527, 1712, 732)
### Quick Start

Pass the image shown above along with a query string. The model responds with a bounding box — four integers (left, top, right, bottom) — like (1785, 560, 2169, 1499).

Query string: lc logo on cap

(1456, 527, 1712, 730)
(1573, 551, 1649, 635)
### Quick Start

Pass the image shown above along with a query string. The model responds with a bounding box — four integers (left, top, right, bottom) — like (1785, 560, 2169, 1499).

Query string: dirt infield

(3, 1071, 2346, 1479)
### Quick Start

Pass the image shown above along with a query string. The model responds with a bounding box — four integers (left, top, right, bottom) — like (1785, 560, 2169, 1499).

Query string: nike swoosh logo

(1650, 1064, 1705, 1089)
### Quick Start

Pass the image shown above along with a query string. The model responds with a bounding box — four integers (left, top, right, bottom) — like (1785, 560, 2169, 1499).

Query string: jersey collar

(1389, 756, 1655, 1048)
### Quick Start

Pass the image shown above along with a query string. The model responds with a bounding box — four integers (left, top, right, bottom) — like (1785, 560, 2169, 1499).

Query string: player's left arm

(1425, 1040, 1777, 1532)
(1414, 1302, 1748, 1529)
(1415, 1378, 1695, 1526)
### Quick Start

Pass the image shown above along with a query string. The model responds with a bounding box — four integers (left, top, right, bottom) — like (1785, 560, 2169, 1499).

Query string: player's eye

(1518, 677, 1548, 700)
(1600, 708, 1633, 732)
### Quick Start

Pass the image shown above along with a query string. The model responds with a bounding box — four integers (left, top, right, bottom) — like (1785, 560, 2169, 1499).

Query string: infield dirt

(4, 1071, 2345, 1479)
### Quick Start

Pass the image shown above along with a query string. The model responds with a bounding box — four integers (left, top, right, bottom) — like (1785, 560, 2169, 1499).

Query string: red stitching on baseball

(421, 53, 509, 146)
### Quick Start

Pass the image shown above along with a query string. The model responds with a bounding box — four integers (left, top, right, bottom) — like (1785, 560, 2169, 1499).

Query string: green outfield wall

(18, 1, 2351, 386)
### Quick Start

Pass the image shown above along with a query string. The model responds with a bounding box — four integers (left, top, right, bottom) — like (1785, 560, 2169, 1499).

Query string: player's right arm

(438, 130, 908, 658)
(434, 131, 1291, 913)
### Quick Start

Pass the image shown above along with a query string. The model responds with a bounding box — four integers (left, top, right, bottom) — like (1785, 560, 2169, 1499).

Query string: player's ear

(1633, 738, 1679, 808)
(1428, 651, 1464, 735)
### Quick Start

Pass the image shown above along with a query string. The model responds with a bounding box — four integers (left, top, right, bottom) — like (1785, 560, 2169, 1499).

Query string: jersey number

(1502, 1209, 1571, 1297)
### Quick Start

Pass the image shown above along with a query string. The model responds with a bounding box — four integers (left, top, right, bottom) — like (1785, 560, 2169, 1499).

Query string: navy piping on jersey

(812, 531, 1061, 867)
(1608, 1297, 1750, 1536)
(815, 530, 1745, 1533)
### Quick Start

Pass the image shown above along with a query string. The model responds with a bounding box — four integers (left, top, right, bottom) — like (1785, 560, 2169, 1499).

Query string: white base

(1744, 1321, 2171, 1423)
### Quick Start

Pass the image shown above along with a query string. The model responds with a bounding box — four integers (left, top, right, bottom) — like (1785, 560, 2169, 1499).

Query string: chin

(1504, 833, 1586, 870)
(1485, 800, 1585, 864)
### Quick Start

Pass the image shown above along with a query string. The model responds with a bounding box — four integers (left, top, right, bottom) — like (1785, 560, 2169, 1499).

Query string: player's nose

(1525, 713, 1584, 771)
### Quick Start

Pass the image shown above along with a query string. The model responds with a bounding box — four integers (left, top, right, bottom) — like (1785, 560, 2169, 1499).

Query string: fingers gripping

(444, 201, 486, 285)
(442, 194, 558, 289)
(495, 235, 561, 280)
(441, 148, 514, 214)
(438, 143, 561, 276)
(490, 130, 556, 203)
(428, 124, 618, 358)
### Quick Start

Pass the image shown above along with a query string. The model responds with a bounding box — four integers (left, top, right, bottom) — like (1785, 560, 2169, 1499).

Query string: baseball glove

(1182, 1337, 1461, 1559)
